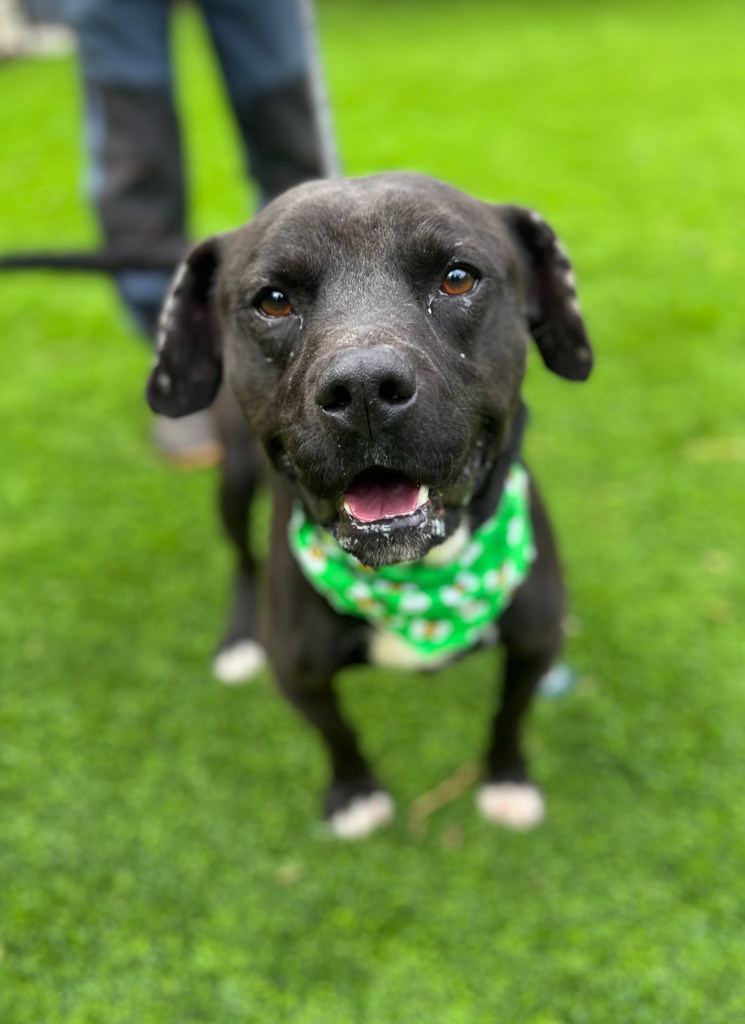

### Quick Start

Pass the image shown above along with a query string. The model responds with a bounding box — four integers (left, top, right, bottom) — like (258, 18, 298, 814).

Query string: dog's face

(148, 173, 591, 567)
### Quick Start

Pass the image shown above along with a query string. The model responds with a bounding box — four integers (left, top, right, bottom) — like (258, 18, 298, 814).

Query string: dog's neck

(467, 401, 529, 530)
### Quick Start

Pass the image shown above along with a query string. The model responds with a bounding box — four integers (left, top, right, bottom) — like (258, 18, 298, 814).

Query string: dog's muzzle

(279, 344, 493, 568)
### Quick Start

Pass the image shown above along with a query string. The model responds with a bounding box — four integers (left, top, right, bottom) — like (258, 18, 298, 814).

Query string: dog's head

(147, 173, 592, 567)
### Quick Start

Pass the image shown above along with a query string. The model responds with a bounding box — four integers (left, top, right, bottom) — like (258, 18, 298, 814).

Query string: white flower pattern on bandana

(299, 542, 327, 574)
(398, 590, 432, 614)
(409, 618, 454, 645)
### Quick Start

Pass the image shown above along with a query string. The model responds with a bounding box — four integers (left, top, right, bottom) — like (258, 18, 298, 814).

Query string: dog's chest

(366, 615, 500, 670)
(367, 523, 471, 670)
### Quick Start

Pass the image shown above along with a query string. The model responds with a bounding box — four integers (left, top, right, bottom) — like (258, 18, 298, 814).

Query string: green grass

(1, 1, 744, 1020)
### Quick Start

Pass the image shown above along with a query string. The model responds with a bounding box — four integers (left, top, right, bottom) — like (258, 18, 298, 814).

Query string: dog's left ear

(494, 205, 593, 381)
(146, 236, 225, 417)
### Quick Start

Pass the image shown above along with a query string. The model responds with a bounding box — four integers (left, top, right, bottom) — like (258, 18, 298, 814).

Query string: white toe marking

(329, 791, 395, 840)
(476, 782, 545, 830)
(212, 640, 267, 685)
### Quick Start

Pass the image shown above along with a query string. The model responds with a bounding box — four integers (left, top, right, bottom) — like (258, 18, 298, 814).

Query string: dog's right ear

(146, 236, 224, 417)
(494, 205, 593, 381)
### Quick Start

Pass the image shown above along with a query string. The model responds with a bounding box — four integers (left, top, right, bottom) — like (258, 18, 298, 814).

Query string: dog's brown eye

(258, 289, 292, 317)
(441, 267, 477, 296)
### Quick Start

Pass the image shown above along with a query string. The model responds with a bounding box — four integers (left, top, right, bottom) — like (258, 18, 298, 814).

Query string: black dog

(146, 172, 593, 838)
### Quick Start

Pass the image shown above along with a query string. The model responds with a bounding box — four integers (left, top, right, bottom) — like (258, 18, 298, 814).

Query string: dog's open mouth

(342, 469, 429, 524)
(333, 467, 447, 567)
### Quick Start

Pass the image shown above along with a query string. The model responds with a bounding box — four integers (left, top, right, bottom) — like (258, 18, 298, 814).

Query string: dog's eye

(441, 266, 478, 296)
(257, 289, 293, 317)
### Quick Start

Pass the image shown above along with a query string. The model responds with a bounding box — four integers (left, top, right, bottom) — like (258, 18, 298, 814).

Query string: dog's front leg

(267, 484, 395, 840)
(275, 669, 394, 839)
(477, 480, 565, 831)
(210, 389, 267, 684)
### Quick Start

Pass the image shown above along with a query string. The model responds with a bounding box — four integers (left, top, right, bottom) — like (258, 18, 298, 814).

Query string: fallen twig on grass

(407, 763, 480, 838)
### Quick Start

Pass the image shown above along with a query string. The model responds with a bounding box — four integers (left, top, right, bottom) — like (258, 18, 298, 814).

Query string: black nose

(315, 345, 417, 436)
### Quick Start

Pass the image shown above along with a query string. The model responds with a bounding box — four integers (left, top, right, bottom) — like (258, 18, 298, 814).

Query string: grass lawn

(1, 1, 744, 1020)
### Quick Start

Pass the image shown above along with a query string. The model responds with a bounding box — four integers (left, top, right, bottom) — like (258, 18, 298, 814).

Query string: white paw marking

(476, 782, 545, 830)
(329, 791, 395, 840)
(212, 640, 266, 685)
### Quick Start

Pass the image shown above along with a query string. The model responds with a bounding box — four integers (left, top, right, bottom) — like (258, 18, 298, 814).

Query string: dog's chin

(297, 466, 473, 568)
(333, 496, 448, 568)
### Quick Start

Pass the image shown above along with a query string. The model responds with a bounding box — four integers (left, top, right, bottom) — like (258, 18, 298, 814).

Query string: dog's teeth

(416, 485, 429, 508)
(343, 500, 353, 515)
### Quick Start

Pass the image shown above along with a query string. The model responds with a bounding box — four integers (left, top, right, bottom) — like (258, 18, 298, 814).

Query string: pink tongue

(344, 476, 420, 522)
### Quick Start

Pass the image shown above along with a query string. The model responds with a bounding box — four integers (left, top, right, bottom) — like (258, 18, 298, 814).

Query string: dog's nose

(315, 346, 417, 435)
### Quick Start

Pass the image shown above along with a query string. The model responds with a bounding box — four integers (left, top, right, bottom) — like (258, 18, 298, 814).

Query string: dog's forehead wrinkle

(254, 182, 496, 276)
(322, 260, 410, 302)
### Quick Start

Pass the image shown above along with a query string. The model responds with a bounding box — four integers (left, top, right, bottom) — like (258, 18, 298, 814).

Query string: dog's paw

(212, 639, 266, 685)
(476, 781, 545, 831)
(329, 791, 395, 840)
(326, 786, 396, 841)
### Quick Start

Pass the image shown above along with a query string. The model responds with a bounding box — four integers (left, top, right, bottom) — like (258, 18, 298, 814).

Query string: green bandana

(288, 463, 536, 665)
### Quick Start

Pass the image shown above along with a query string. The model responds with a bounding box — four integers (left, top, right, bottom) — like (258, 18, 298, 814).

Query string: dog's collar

(288, 463, 536, 664)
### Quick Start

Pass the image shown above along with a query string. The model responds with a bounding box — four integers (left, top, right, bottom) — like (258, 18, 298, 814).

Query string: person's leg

(200, 0, 331, 205)
(64, 0, 185, 338)
(63, 0, 219, 463)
